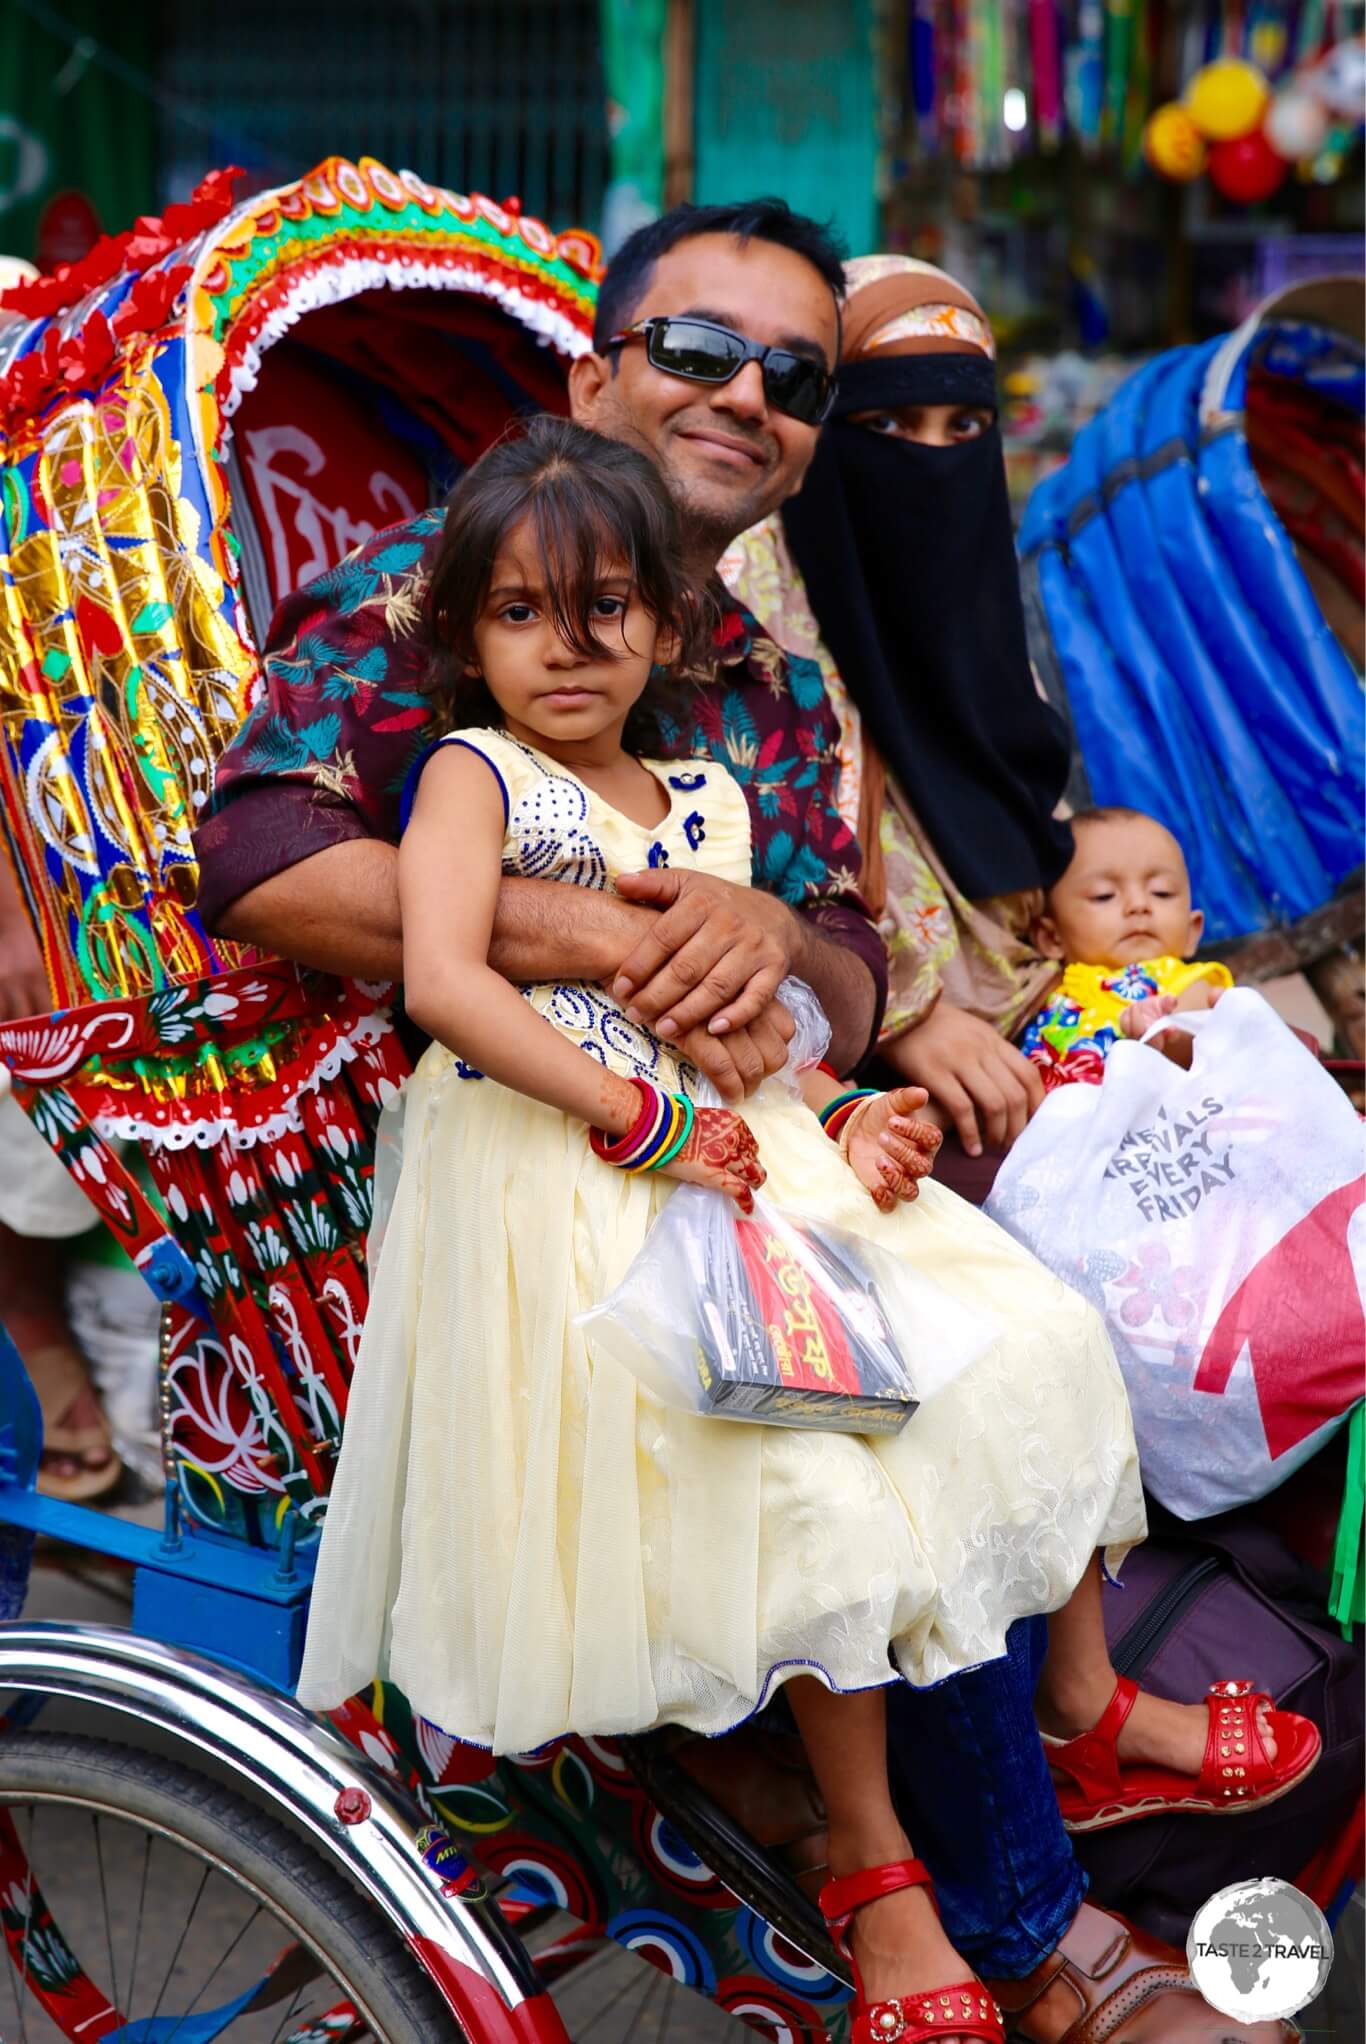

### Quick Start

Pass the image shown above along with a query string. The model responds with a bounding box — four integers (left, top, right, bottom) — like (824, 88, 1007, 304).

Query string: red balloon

(1207, 128, 1291, 202)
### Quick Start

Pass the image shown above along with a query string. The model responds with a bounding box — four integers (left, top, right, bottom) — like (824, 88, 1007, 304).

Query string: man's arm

(214, 837, 659, 987)
(211, 837, 794, 1099)
(788, 913, 877, 1076)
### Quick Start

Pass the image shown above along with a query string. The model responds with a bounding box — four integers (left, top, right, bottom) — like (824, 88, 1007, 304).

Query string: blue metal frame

(0, 1322, 314, 1689)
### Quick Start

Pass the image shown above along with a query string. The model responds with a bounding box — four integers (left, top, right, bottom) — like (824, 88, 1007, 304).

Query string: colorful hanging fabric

(911, 0, 939, 148)
(1071, 0, 1106, 147)
(1031, 0, 1064, 146)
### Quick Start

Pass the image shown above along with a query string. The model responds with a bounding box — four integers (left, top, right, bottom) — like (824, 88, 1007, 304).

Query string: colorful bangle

(818, 1087, 879, 1144)
(591, 1076, 661, 1164)
(626, 1089, 684, 1173)
(590, 1078, 695, 1174)
(652, 1093, 695, 1170)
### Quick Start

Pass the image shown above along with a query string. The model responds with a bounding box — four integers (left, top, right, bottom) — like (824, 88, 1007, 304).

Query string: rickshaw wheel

(0, 1730, 469, 2042)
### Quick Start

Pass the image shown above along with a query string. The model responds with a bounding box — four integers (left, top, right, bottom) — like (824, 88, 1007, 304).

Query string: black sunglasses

(606, 316, 837, 426)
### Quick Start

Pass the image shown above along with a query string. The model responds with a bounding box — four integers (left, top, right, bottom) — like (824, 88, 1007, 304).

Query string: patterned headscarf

(841, 254, 996, 365)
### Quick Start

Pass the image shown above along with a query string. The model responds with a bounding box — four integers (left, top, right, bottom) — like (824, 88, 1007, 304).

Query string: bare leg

(1037, 1555, 1275, 1771)
(787, 1675, 978, 2040)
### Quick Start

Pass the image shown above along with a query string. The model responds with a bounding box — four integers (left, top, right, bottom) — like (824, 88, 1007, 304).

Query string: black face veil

(781, 352, 1074, 901)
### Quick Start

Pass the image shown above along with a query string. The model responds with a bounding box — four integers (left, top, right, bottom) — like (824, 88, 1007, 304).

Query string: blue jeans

(884, 1617, 1086, 1978)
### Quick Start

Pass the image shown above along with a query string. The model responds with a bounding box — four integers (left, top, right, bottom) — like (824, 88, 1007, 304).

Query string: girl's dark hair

(424, 414, 711, 745)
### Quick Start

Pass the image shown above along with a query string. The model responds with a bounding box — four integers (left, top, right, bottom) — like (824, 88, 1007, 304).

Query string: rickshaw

(0, 158, 856, 2042)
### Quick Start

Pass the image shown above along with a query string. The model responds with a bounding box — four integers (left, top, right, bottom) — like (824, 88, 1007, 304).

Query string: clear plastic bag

(581, 1183, 917, 1432)
(579, 982, 999, 1435)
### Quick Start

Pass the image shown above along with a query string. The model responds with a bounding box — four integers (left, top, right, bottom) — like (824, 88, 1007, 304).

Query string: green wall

(692, 0, 877, 258)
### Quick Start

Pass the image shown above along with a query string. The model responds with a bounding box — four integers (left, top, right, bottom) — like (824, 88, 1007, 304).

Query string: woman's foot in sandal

(822, 1830, 1003, 2042)
(1038, 1673, 1320, 1832)
(1038, 1666, 1278, 1775)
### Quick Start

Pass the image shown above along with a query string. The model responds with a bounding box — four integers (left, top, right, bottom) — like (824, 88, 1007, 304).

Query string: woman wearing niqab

(721, 258, 1073, 1151)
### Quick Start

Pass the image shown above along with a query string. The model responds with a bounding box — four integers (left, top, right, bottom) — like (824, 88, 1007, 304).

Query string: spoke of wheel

(14, 1804, 35, 2044)
(146, 1859, 211, 2025)
(127, 1825, 153, 2020)
(164, 1888, 265, 2042)
(93, 1811, 120, 2013)
(267, 1978, 312, 2044)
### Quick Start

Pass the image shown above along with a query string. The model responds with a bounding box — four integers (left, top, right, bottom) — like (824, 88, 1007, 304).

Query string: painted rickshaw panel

(0, 157, 851, 2038)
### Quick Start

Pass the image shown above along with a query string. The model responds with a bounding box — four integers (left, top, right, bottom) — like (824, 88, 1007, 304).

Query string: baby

(1019, 806, 1232, 1090)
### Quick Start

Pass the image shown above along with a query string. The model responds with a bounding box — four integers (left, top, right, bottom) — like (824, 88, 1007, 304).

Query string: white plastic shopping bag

(986, 989, 1365, 1518)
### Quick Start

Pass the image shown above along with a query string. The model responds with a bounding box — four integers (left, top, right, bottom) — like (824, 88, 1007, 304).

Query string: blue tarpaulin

(1020, 311, 1364, 944)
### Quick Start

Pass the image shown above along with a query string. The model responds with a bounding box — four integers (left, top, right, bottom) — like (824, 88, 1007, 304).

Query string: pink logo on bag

(1193, 1175, 1365, 1459)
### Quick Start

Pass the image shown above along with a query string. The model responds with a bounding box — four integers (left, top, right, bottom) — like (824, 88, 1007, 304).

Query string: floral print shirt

(194, 508, 887, 1041)
(1019, 956, 1234, 1091)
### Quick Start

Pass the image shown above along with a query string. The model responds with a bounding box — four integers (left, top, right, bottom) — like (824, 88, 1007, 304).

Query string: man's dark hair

(593, 198, 847, 353)
(424, 414, 709, 744)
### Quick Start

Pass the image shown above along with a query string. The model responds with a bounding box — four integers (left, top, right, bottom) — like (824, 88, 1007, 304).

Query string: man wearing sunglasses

(195, 202, 1271, 2044)
(198, 198, 883, 1086)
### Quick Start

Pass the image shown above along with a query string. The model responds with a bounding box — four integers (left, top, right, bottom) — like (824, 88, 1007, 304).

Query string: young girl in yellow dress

(298, 418, 1314, 2041)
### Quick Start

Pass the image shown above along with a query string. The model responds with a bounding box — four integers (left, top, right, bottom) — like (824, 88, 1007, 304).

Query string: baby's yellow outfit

(1021, 956, 1234, 1091)
(298, 729, 1144, 1753)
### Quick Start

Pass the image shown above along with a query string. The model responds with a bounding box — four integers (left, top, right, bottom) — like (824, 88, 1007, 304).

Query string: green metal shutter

(692, 0, 877, 257)
(156, 0, 609, 230)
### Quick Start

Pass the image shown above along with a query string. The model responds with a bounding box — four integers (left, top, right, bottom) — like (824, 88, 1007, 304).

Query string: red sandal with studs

(1043, 1675, 1321, 1834)
(818, 1858, 1005, 2044)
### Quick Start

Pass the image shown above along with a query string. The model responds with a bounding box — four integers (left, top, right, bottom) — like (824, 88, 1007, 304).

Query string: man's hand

(674, 1000, 795, 1102)
(613, 868, 795, 1039)
(883, 1002, 1045, 1158)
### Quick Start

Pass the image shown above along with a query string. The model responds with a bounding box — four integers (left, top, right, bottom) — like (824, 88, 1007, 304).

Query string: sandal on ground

(1042, 1675, 1321, 1834)
(29, 1343, 122, 1504)
(819, 1858, 1004, 2044)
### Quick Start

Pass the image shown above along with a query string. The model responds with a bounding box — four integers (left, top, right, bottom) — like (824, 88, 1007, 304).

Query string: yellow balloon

(1144, 102, 1209, 181)
(1185, 58, 1271, 141)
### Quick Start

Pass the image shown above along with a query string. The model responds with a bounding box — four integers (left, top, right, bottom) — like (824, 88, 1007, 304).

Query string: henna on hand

(661, 1106, 766, 1213)
(844, 1088, 943, 1210)
(686, 1107, 765, 1184)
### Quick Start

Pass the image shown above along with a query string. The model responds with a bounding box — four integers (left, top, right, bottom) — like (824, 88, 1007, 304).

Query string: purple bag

(1073, 1510, 1363, 1945)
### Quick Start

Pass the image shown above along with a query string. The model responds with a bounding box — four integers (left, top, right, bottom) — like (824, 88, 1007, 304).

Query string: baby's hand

(1120, 993, 1179, 1043)
(844, 1086, 943, 1212)
(660, 1106, 766, 1214)
(1121, 984, 1224, 1067)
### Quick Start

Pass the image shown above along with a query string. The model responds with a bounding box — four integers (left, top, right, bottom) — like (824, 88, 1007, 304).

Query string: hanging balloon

(1264, 89, 1331, 162)
(1185, 59, 1272, 141)
(1143, 102, 1209, 180)
(1207, 129, 1292, 203)
(1305, 38, 1366, 120)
